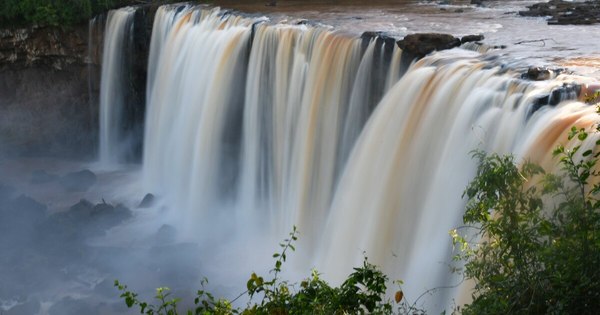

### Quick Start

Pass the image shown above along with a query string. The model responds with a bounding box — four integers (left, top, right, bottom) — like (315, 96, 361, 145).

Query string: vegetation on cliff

(0, 0, 165, 27)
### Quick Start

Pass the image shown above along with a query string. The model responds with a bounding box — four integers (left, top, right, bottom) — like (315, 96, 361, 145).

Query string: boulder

(45, 199, 131, 239)
(461, 34, 485, 44)
(397, 33, 461, 60)
(138, 193, 156, 208)
(521, 67, 566, 81)
(59, 169, 97, 192)
(90, 201, 132, 231)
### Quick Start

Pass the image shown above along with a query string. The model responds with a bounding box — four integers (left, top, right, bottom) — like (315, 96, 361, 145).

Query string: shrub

(453, 126, 600, 314)
(115, 226, 422, 314)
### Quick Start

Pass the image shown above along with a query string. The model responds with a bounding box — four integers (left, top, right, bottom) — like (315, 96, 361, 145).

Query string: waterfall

(99, 7, 136, 165)
(143, 6, 401, 242)
(317, 52, 598, 309)
(96, 3, 599, 311)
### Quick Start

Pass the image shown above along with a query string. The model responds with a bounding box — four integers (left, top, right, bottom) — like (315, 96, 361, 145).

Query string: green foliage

(453, 127, 600, 314)
(584, 90, 600, 104)
(115, 281, 182, 315)
(0, 0, 139, 27)
(115, 226, 418, 315)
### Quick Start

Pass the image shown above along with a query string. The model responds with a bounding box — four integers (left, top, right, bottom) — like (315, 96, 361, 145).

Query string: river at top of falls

(210, 0, 600, 77)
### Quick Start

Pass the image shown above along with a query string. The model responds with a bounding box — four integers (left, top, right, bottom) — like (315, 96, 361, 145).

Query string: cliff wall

(0, 25, 100, 158)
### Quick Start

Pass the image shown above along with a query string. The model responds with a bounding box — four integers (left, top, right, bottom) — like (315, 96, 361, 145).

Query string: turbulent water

(3, 1, 599, 314)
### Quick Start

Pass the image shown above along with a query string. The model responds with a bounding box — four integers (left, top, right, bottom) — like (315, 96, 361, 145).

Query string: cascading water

(94, 3, 600, 311)
(99, 7, 136, 165)
(318, 52, 598, 309)
(143, 6, 402, 243)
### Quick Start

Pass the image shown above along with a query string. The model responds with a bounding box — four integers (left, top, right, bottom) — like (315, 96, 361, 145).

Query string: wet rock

(461, 34, 484, 44)
(528, 83, 581, 117)
(397, 33, 461, 60)
(45, 199, 131, 239)
(138, 193, 156, 208)
(30, 169, 59, 184)
(522, 67, 566, 81)
(519, 0, 600, 25)
(59, 169, 97, 192)
(90, 202, 132, 232)
(523, 67, 552, 81)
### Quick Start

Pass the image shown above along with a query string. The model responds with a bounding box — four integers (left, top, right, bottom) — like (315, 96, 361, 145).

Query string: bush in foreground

(115, 226, 423, 315)
(453, 126, 600, 314)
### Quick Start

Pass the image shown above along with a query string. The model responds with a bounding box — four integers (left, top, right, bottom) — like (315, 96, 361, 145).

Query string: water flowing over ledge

(96, 3, 599, 311)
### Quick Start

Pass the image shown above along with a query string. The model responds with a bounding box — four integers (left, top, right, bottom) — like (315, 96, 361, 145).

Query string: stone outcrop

(397, 33, 462, 60)
(519, 0, 600, 25)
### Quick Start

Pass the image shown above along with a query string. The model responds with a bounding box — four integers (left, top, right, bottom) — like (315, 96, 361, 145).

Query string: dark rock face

(0, 4, 157, 161)
(397, 33, 461, 60)
(59, 169, 97, 192)
(519, 0, 600, 25)
(0, 25, 98, 159)
(0, 27, 87, 69)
